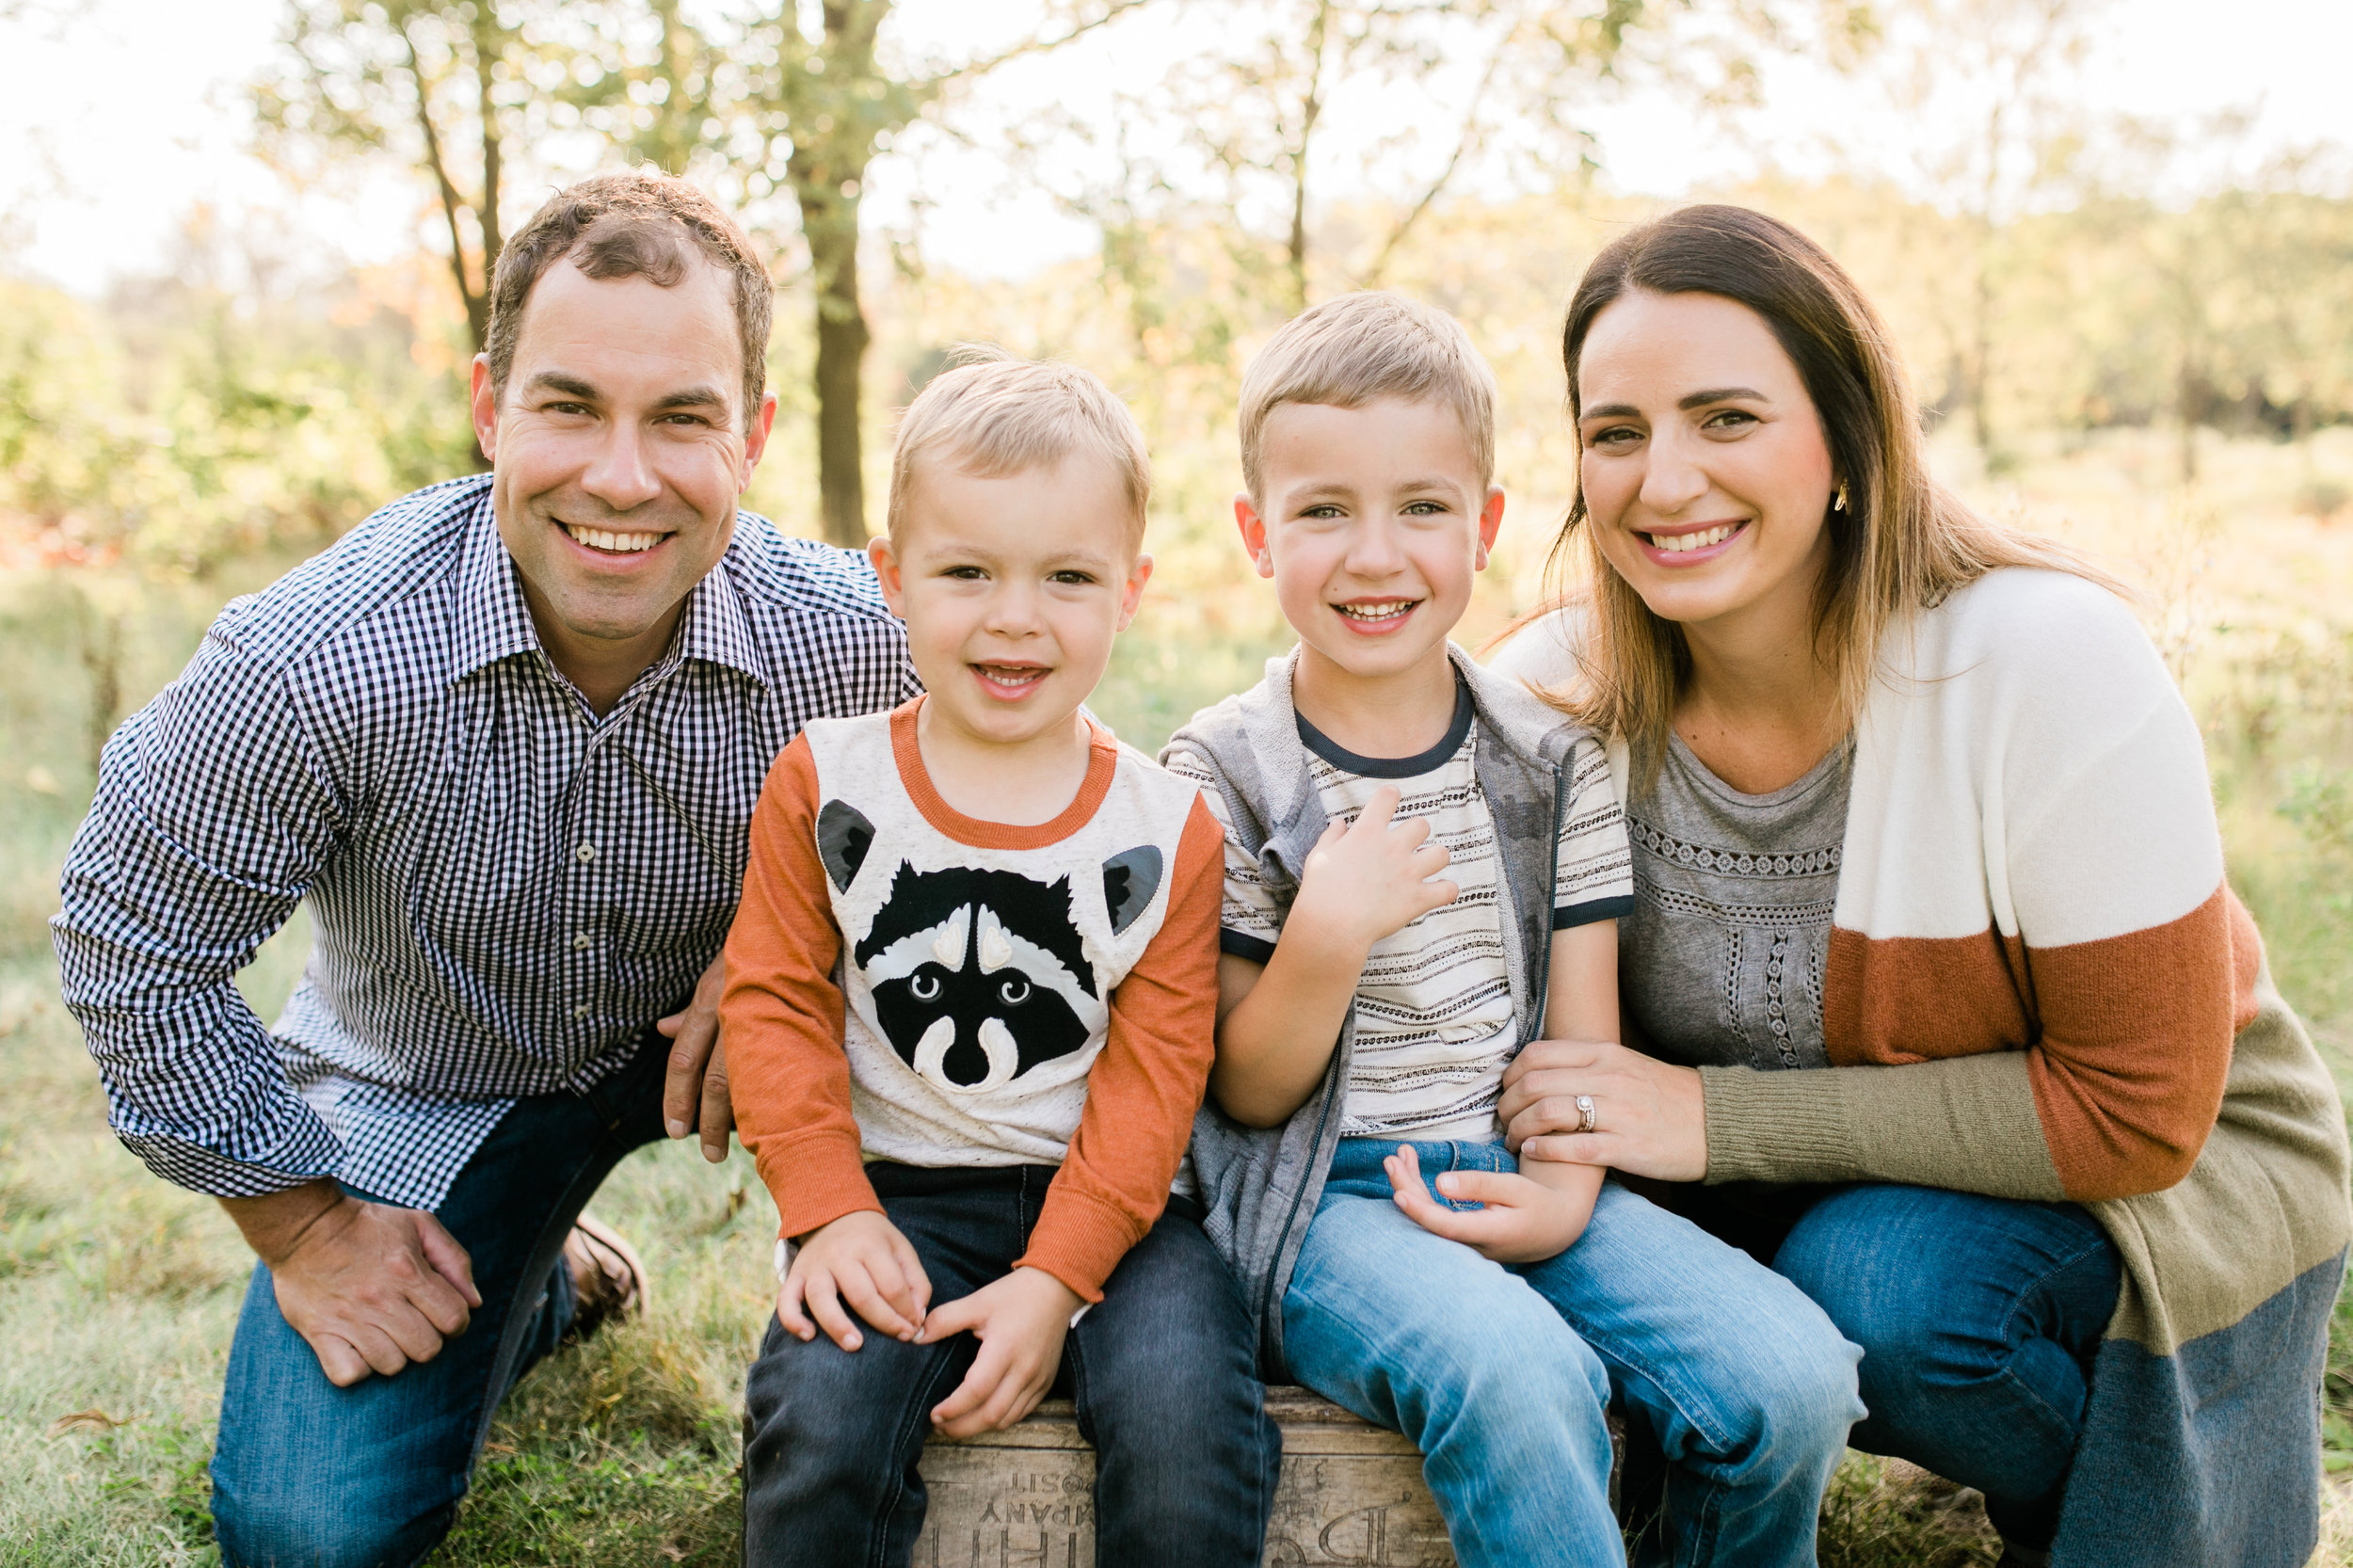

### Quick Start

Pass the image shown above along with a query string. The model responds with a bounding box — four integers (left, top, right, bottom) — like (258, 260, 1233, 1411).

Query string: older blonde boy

(721, 354, 1276, 1567)
(1163, 294, 1859, 1568)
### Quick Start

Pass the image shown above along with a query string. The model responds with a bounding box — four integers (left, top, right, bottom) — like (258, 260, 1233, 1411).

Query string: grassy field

(3, 429, 2351, 1564)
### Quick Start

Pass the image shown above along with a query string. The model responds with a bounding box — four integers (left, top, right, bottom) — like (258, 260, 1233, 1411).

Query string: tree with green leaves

(1080, 0, 1866, 313)
(1859, 0, 2105, 466)
(626, 1, 1159, 545)
(261, 2, 524, 354)
(260, 0, 1157, 546)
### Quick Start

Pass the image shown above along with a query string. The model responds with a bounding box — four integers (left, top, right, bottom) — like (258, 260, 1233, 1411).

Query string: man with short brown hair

(54, 169, 915, 1566)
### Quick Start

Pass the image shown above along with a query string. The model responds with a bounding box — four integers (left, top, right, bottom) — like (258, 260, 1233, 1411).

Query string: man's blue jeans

(1281, 1139, 1865, 1568)
(209, 1036, 669, 1568)
(1771, 1183, 2122, 1553)
(741, 1162, 1280, 1568)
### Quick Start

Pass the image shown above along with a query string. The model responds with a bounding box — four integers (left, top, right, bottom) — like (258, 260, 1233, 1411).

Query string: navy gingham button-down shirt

(54, 474, 917, 1209)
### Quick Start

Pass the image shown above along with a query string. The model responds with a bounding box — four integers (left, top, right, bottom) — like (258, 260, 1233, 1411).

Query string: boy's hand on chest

(1293, 785, 1460, 955)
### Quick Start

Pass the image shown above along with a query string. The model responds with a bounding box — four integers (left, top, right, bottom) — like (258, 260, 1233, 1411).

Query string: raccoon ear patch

(816, 800, 876, 892)
(1101, 846, 1163, 936)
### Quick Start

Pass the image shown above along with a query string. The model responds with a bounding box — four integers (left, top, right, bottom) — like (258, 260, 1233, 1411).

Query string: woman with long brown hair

(1489, 204, 2349, 1567)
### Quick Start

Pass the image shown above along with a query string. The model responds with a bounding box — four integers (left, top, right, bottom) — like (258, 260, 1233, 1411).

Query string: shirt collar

(446, 497, 770, 691)
(447, 492, 541, 682)
(670, 538, 768, 690)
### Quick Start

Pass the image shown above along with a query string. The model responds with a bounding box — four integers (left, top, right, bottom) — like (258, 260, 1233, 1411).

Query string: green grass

(2, 488, 2350, 1565)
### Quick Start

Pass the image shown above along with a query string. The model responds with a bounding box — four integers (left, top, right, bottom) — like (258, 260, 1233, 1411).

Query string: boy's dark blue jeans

(742, 1162, 1280, 1568)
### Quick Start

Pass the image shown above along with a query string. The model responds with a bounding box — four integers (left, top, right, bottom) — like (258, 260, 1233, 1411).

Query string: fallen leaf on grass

(662, 1547, 687, 1562)
(48, 1408, 142, 1437)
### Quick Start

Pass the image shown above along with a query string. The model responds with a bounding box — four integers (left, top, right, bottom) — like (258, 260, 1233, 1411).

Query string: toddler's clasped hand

(917, 1267, 1085, 1438)
(776, 1210, 1083, 1438)
(776, 1209, 930, 1352)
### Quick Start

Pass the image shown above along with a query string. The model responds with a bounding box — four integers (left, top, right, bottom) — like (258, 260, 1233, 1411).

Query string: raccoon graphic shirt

(723, 698, 1224, 1302)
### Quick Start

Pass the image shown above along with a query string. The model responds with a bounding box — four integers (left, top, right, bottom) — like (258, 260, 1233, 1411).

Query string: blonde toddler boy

(722, 353, 1275, 1568)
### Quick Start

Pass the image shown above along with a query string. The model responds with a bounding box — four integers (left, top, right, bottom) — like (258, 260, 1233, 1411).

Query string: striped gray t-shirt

(1193, 678, 1635, 1141)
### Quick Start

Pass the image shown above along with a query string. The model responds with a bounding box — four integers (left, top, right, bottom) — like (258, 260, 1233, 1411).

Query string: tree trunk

(400, 18, 489, 354)
(808, 200, 871, 547)
(1967, 232, 1995, 460)
(2177, 355, 2200, 488)
(1284, 0, 1333, 314)
(472, 10, 504, 290)
(1286, 171, 1310, 315)
(794, 98, 872, 547)
(788, 0, 889, 548)
(76, 588, 123, 779)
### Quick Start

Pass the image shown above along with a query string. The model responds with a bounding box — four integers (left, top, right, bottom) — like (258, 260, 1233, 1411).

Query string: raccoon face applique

(817, 799, 1167, 1097)
(852, 864, 1096, 1094)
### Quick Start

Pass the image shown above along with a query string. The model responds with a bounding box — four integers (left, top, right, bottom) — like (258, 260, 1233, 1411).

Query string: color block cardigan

(1494, 567, 2351, 1566)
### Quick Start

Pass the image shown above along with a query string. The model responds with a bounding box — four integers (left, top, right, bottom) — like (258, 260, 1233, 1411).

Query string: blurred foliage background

(4, 0, 2352, 1562)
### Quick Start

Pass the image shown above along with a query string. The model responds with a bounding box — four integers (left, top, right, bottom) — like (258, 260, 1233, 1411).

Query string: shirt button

(572, 932, 592, 950)
(574, 842, 597, 863)
(572, 1002, 591, 1019)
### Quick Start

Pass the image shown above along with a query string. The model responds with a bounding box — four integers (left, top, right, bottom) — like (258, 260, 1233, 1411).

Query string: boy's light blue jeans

(1282, 1138, 1864, 1568)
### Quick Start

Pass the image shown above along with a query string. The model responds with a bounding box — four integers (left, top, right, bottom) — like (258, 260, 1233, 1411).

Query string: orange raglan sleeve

(721, 734, 882, 1240)
(1015, 792, 1225, 1302)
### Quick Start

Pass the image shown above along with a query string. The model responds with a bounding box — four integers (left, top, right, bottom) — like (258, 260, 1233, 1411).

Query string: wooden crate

(914, 1385, 1454, 1567)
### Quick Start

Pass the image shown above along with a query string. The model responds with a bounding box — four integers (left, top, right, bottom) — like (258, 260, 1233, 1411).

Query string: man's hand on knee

(220, 1180, 482, 1388)
(657, 952, 733, 1163)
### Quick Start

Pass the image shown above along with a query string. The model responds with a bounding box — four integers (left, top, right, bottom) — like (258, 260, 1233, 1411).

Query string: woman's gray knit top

(1621, 732, 1851, 1072)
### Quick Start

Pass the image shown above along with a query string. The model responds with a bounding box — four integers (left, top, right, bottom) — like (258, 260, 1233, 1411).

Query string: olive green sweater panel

(2091, 968, 2350, 1354)
(1699, 1049, 2066, 1201)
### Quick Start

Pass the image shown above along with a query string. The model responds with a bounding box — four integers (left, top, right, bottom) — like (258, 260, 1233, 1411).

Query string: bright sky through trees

(0, 0, 2345, 293)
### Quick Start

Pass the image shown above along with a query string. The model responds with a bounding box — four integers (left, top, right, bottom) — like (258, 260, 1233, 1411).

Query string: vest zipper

(1259, 1041, 1342, 1360)
(1527, 757, 1568, 1040)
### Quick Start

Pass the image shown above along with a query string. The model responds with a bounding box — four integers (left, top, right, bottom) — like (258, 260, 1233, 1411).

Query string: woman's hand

(1497, 1039, 1709, 1182)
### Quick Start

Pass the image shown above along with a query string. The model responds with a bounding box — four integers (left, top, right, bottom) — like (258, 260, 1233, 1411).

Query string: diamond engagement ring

(1575, 1094, 1597, 1135)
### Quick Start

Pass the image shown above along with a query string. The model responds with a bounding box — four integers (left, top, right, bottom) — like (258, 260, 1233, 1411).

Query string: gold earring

(1833, 482, 1849, 514)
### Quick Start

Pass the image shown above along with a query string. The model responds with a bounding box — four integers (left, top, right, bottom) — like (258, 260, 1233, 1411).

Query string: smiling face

(1574, 289, 1836, 641)
(471, 253, 776, 693)
(868, 453, 1152, 753)
(1238, 396, 1504, 695)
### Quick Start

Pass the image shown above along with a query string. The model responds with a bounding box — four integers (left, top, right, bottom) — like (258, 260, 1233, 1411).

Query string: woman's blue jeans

(1769, 1183, 2122, 1552)
(1280, 1139, 1865, 1568)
